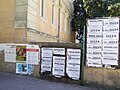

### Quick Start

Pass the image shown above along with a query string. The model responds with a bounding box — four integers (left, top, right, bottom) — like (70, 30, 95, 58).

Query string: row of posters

(3, 44, 39, 74)
(41, 48, 81, 80)
(87, 17, 119, 67)
(4, 44, 39, 65)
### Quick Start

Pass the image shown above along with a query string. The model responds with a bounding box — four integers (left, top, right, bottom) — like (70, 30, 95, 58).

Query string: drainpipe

(57, 0, 60, 43)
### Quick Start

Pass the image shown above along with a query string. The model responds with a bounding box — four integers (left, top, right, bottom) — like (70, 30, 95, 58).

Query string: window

(40, 0, 45, 18)
(52, 0, 56, 25)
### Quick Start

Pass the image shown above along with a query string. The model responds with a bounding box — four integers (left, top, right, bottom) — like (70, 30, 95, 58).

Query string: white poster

(4, 45, 16, 62)
(103, 18, 119, 26)
(87, 33, 102, 38)
(103, 32, 119, 39)
(87, 26, 102, 33)
(87, 44, 101, 50)
(103, 44, 118, 51)
(26, 45, 39, 65)
(66, 67, 80, 80)
(102, 57, 118, 65)
(41, 48, 53, 72)
(103, 39, 118, 45)
(66, 49, 81, 80)
(87, 38, 102, 44)
(87, 50, 102, 55)
(53, 48, 65, 55)
(67, 49, 81, 56)
(0, 44, 6, 51)
(102, 51, 118, 57)
(87, 19, 103, 26)
(103, 25, 119, 32)
(52, 56, 65, 76)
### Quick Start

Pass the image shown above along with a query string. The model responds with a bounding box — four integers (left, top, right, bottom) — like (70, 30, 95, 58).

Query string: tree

(71, 0, 86, 43)
(71, 0, 120, 43)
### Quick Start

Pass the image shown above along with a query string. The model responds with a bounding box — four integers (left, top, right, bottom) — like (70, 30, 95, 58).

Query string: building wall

(27, 0, 75, 43)
(0, 0, 74, 43)
(0, 0, 27, 43)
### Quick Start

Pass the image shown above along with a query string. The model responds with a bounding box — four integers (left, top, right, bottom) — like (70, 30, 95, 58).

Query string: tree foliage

(71, 0, 120, 42)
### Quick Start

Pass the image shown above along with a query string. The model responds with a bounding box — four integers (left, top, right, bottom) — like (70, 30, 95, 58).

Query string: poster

(87, 44, 101, 50)
(103, 18, 119, 26)
(102, 57, 118, 65)
(16, 45, 26, 62)
(0, 44, 6, 51)
(26, 45, 39, 65)
(4, 45, 16, 62)
(103, 25, 119, 32)
(53, 48, 65, 55)
(66, 49, 81, 80)
(16, 63, 27, 74)
(16, 63, 34, 75)
(27, 64, 34, 75)
(41, 48, 53, 72)
(67, 49, 81, 56)
(52, 56, 65, 76)
(87, 38, 102, 44)
(87, 26, 102, 33)
(66, 67, 80, 80)
(87, 19, 103, 26)
(87, 33, 102, 38)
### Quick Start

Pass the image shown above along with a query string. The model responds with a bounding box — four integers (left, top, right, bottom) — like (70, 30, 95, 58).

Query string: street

(0, 72, 103, 90)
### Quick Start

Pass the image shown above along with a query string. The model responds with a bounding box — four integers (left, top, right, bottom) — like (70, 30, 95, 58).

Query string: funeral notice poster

(53, 48, 65, 55)
(66, 49, 81, 80)
(4, 45, 16, 62)
(41, 48, 53, 72)
(26, 45, 39, 65)
(52, 56, 65, 77)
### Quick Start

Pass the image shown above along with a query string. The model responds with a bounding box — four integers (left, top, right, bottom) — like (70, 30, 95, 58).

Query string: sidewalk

(0, 72, 104, 90)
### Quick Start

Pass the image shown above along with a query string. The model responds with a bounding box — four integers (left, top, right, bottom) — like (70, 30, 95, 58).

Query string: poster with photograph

(16, 63, 27, 74)
(41, 48, 53, 73)
(16, 45, 26, 62)
(27, 64, 34, 75)
(52, 56, 65, 77)
(66, 49, 81, 80)
(4, 45, 16, 62)
(53, 48, 65, 55)
(26, 45, 39, 65)
(16, 63, 34, 75)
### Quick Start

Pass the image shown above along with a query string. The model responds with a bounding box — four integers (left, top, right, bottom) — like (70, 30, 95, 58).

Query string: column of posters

(87, 19, 103, 67)
(66, 49, 81, 80)
(41, 48, 53, 73)
(102, 18, 119, 65)
(52, 48, 65, 77)
(87, 17, 119, 67)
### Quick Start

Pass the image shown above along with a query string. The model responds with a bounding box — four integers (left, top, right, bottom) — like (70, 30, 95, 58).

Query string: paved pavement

(0, 72, 104, 90)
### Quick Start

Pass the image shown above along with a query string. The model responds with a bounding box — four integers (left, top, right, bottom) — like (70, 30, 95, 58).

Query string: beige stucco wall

(0, 0, 74, 43)
(0, 0, 27, 43)
(28, 0, 75, 43)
